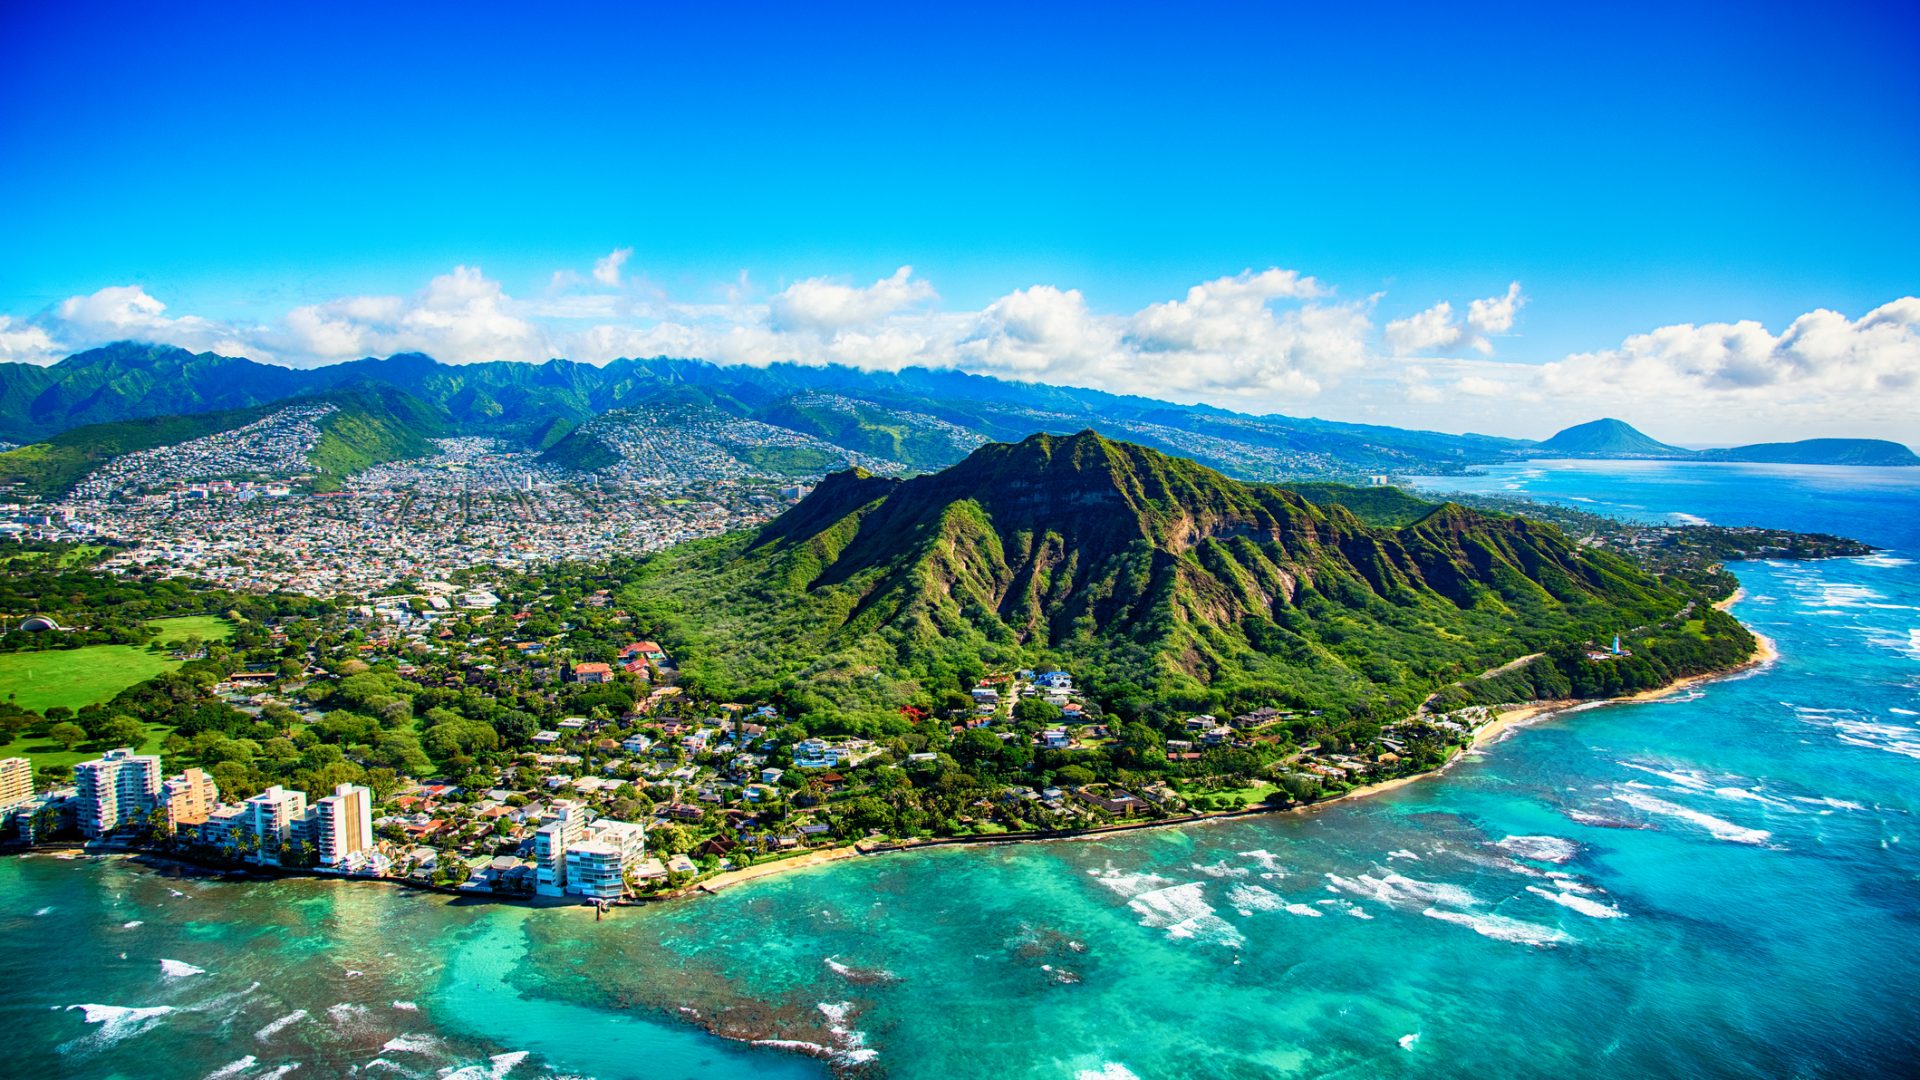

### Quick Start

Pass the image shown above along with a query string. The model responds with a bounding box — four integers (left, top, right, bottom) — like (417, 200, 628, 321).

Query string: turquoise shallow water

(5, 459, 1918, 1079)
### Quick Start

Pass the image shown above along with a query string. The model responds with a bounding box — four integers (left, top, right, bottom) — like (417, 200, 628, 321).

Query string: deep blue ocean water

(3, 459, 1917, 1079)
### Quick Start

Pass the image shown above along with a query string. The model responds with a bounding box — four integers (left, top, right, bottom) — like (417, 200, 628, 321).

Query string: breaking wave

(1421, 908, 1571, 947)
(1612, 791, 1773, 845)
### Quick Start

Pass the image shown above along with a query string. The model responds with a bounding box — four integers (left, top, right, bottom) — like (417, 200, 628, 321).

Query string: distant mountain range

(618, 431, 1752, 728)
(1535, 418, 1920, 466)
(0, 344, 1911, 497)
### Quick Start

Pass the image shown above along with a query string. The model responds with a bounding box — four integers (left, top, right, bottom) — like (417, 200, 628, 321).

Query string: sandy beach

(691, 844, 868, 894)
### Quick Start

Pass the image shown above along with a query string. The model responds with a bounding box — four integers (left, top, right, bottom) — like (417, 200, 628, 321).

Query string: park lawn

(0, 644, 180, 714)
(148, 614, 234, 644)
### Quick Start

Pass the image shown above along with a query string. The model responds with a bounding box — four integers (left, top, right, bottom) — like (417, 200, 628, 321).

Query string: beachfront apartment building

(562, 818, 649, 900)
(313, 782, 374, 869)
(0, 756, 31, 811)
(73, 748, 163, 837)
(562, 840, 625, 899)
(160, 768, 219, 829)
(534, 802, 589, 896)
(245, 785, 309, 863)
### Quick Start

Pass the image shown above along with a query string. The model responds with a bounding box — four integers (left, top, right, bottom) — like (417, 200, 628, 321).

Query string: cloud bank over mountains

(1, 255, 1914, 443)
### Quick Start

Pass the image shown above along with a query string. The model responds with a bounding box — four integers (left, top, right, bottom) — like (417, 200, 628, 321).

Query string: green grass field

(0, 645, 180, 773)
(148, 614, 234, 644)
(0, 644, 179, 715)
(0, 615, 234, 772)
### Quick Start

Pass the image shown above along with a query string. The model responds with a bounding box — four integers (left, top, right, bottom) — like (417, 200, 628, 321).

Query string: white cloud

(1467, 281, 1526, 336)
(1385, 283, 1526, 357)
(279, 266, 550, 364)
(47, 284, 262, 360)
(592, 247, 632, 287)
(7, 261, 1914, 445)
(0, 314, 63, 365)
(768, 266, 936, 332)
(1538, 299, 1920, 401)
(1385, 301, 1465, 355)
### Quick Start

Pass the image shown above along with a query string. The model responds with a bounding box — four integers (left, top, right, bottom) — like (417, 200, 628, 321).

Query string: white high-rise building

(73, 749, 162, 837)
(244, 785, 309, 863)
(563, 818, 647, 900)
(534, 802, 588, 896)
(313, 783, 374, 869)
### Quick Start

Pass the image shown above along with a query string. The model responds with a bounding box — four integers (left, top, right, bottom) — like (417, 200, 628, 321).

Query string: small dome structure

(18, 615, 62, 633)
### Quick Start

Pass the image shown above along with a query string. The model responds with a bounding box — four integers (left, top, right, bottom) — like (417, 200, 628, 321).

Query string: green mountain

(1698, 438, 1920, 466)
(0, 383, 445, 496)
(1537, 418, 1690, 457)
(301, 384, 449, 491)
(618, 431, 1749, 734)
(0, 343, 1536, 479)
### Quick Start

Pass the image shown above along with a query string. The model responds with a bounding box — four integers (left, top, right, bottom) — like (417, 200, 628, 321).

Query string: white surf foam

(1190, 859, 1251, 879)
(1493, 835, 1580, 863)
(1421, 907, 1571, 947)
(1612, 791, 1773, 845)
(380, 1033, 443, 1055)
(1086, 865, 1176, 899)
(254, 1008, 307, 1041)
(1077, 1066, 1143, 1080)
(1284, 903, 1323, 918)
(1399, 1033, 1420, 1050)
(1618, 761, 1716, 791)
(1128, 881, 1246, 948)
(1711, 786, 1796, 811)
(440, 1050, 530, 1080)
(122, 920, 143, 929)
(160, 959, 206, 978)
(392, 1000, 418, 1011)
(1325, 871, 1478, 909)
(62, 1004, 174, 1052)
(1236, 849, 1288, 874)
(1853, 553, 1914, 568)
(1225, 883, 1285, 914)
(1527, 885, 1625, 918)
(205, 1056, 257, 1080)
(1386, 849, 1420, 861)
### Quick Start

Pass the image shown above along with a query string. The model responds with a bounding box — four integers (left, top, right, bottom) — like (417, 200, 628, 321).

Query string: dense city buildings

(39, 438, 802, 596)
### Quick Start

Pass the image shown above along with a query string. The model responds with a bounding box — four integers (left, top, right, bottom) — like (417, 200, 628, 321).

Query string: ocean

(4, 458, 1917, 1079)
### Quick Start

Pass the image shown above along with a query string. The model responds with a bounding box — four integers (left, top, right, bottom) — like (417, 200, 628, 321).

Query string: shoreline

(670, 589, 1782, 894)
(9, 593, 1780, 908)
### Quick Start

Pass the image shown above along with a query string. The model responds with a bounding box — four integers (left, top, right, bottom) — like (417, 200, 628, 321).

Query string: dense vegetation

(618, 432, 1729, 749)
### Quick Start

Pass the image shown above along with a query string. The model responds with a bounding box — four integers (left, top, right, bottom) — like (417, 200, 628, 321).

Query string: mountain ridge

(617, 431, 1749, 732)
(4, 344, 1911, 483)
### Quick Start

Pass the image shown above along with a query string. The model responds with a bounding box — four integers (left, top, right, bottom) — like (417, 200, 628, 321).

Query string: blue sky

(2, 1, 1916, 441)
